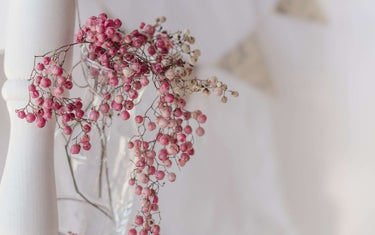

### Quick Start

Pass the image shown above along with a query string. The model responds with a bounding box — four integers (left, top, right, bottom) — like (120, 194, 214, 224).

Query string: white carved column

(0, 1, 75, 234)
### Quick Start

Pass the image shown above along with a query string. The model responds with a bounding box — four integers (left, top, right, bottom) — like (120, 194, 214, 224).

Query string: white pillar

(0, 1, 75, 234)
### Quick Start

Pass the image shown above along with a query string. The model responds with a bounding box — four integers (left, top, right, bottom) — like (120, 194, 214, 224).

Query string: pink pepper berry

(17, 110, 26, 119)
(134, 215, 144, 225)
(127, 228, 137, 235)
(134, 185, 142, 195)
(52, 66, 63, 76)
(147, 122, 156, 131)
(28, 84, 36, 92)
(120, 110, 130, 120)
(168, 172, 177, 182)
(26, 113, 36, 123)
(197, 114, 207, 123)
(165, 93, 175, 103)
(140, 76, 149, 86)
(128, 89, 138, 99)
(40, 77, 51, 88)
(164, 159, 172, 167)
(82, 142, 91, 151)
(57, 76, 66, 85)
(42, 57, 51, 65)
(151, 225, 160, 234)
(100, 103, 110, 114)
(31, 91, 39, 98)
(108, 76, 119, 86)
(196, 127, 205, 136)
(155, 170, 165, 180)
(36, 117, 46, 128)
(139, 229, 148, 235)
(53, 87, 64, 97)
(177, 133, 186, 142)
(127, 141, 134, 149)
(128, 178, 135, 186)
(89, 110, 100, 121)
(159, 82, 170, 93)
(34, 76, 42, 86)
(64, 81, 73, 90)
(64, 126, 72, 135)
(70, 144, 81, 154)
(36, 63, 45, 71)
(135, 115, 143, 123)
(76, 109, 84, 118)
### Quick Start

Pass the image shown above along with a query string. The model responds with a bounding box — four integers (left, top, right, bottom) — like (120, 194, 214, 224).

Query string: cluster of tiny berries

(17, 13, 238, 235)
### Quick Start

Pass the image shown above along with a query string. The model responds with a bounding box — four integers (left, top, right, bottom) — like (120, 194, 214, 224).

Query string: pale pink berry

(177, 133, 186, 142)
(128, 178, 135, 185)
(135, 185, 143, 195)
(134, 215, 144, 225)
(128, 89, 138, 99)
(64, 81, 73, 90)
(30, 91, 39, 98)
(114, 95, 124, 104)
(140, 76, 149, 86)
(167, 172, 176, 182)
(159, 82, 169, 93)
(70, 144, 81, 154)
(40, 77, 51, 88)
(111, 101, 122, 111)
(127, 228, 137, 235)
(151, 225, 160, 234)
(57, 76, 67, 85)
(147, 122, 156, 131)
(89, 110, 100, 121)
(127, 141, 134, 149)
(213, 87, 223, 96)
(139, 229, 148, 235)
(142, 187, 151, 197)
(17, 110, 26, 119)
(159, 135, 169, 145)
(197, 114, 207, 123)
(155, 170, 165, 180)
(42, 57, 51, 65)
(165, 69, 175, 80)
(64, 126, 72, 135)
(76, 109, 84, 118)
(196, 127, 205, 136)
(167, 144, 179, 155)
(138, 173, 149, 184)
(82, 142, 91, 151)
(180, 153, 190, 162)
(52, 66, 63, 76)
(53, 87, 64, 97)
(26, 113, 36, 123)
(36, 63, 45, 71)
(36, 117, 46, 128)
(120, 110, 130, 120)
(135, 115, 143, 123)
(28, 84, 36, 92)
(100, 103, 110, 114)
(158, 149, 168, 161)
(164, 159, 172, 167)
(109, 76, 119, 86)
(184, 125, 192, 134)
(165, 93, 175, 103)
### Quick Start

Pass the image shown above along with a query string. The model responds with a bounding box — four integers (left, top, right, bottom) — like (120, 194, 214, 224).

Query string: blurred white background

(2, 0, 375, 234)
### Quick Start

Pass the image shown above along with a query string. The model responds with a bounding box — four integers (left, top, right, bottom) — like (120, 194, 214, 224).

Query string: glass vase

(55, 46, 143, 235)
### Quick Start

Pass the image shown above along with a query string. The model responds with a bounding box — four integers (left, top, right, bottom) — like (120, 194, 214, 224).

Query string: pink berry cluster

(17, 13, 238, 235)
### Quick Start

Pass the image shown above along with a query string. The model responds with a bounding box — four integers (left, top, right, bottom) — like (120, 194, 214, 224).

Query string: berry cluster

(17, 13, 238, 235)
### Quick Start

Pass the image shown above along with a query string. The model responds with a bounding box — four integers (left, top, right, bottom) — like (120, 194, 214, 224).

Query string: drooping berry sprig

(17, 13, 238, 235)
